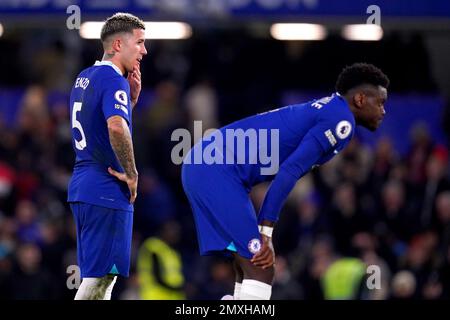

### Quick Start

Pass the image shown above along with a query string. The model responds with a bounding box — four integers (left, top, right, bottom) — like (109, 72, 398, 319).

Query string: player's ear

(353, 92, 365, 108)
(111, 37, 122, 53)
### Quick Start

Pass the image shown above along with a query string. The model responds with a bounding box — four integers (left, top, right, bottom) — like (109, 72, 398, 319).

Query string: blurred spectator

(328, 182, 371, 255)
(143, 80, 182, 139)
(337, 138, 372, 187)
(134, 169, 177, 237)
(298, 235, 336, 300)
(0, 161, 16, 215)
(15, 200, 42, 245)
(434, 191, 450, 253)
(272, 255, 303, 300)
(137, 220, 185, 300)
(367, 137, 400, 203)
(137, 80, 185, 187)
(184, 79, 219, 141)
(421, 146, 450, 228)
(0, 216, 17, 259)
(321, 257, 367, 300)
(0, 243, 57, 299)
(399, 232, 439, 298)
(406, 123, 433, 188)
(390, 270, 417, 299)
(376, 179, 420, 246)
(39, 218, 74, 278)
(422, 271, 443, 299)
(193, 258, 234, 300)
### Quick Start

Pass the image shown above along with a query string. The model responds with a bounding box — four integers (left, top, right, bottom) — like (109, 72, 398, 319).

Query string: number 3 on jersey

(72, 102, 87, 150)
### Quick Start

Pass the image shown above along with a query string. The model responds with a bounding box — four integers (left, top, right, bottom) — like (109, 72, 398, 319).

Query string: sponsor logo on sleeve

(335, 120, 352, 139)
(324, 129, 337, 146)
(114, 104, 128, 115)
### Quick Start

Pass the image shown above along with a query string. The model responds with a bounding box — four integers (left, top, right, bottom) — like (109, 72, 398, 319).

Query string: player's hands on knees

(108, 167, 138, 204)
(250, 234, 275, 270)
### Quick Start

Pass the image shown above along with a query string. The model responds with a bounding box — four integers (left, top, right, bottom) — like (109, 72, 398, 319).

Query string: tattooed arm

(107, 115, 138, 203)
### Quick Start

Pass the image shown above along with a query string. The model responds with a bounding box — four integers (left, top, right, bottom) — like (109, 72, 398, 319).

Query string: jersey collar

(335, 92, 355, 119)
(93, 60, 123, 76)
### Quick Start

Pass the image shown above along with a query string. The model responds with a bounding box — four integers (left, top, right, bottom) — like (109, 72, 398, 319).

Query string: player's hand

(128, 65, 141, 108)
(108, 167, 138, 204)
(250, 234, 275, 269)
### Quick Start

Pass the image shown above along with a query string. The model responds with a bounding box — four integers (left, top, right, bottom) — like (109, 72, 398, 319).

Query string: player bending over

(182, 63, 389, 300)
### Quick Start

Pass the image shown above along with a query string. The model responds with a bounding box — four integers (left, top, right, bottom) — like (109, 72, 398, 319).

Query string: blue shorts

(182, 163, 261, 260)
(70, 202, 133, 278)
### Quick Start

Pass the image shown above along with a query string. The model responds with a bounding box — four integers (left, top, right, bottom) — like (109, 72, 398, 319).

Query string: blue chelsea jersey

(183, 93, 356, 222)
(67, 61, 133, 211)
(219, 93, 356, 187)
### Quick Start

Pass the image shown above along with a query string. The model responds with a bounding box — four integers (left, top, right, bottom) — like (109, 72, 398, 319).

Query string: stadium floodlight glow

(79, 22, 103, 39)
(80, 21, 192, 40)
(342, 24, 383, 41)
(270, 23, 327, 41)
(144, 22, 192, 39)
(0, 23, 3, 38)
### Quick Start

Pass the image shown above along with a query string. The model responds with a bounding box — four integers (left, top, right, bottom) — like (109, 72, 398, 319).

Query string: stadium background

(0, 0, 450, 300)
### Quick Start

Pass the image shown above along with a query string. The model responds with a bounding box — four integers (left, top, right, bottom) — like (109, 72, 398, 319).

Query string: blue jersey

(68, 61, 133, 212)
(221, 93, 354, 184)
(184, 93, 355, 222)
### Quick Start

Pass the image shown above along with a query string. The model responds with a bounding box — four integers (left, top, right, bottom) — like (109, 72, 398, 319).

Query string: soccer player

(68, 13, 147, 300)
(182, 63, 389, 300)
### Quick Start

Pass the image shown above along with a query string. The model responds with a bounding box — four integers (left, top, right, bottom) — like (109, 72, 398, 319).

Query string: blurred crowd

(0, 80, 449, 300)
(0, 29, 449, 300)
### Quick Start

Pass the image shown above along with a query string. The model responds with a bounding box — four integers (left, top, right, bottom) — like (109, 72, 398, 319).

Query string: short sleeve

(101, 77, 131, 124)
(309, 107, 354, 154)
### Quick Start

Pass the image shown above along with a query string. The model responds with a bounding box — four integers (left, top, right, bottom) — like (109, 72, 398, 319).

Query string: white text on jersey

(311, 95, 333, 110)
(75, 77, 90, 90)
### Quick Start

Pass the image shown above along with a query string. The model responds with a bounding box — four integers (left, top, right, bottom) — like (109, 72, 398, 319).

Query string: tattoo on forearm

(109, 122, 137, 178)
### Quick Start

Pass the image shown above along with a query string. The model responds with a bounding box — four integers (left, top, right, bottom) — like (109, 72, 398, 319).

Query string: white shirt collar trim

(94, 60, 123, 76)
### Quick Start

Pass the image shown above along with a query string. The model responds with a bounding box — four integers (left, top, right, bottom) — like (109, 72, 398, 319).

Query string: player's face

(121, 29, 147, 73)
(360, 85, 387, 131)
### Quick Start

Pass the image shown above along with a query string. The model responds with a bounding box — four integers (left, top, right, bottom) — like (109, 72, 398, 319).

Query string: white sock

(103, 276, 117, 300)
(74, 277, 115, 300)
(240, 279, 272, 300)
(75, 278, 102, 300)
(233, 282, 242, 300)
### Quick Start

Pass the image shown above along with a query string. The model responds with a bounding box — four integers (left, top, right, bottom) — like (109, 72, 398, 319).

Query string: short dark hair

(335, 63, 389, 95)
(100, 12, 145, 42)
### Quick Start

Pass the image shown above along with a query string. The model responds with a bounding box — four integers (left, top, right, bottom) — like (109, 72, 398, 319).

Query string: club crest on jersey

(335, 120, 352, 139)
(115, 90, 128, 105)
(248, 238, 262, 254)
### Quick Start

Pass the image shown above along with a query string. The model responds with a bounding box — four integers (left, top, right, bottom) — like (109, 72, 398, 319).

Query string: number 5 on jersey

(72, 102, 87, 150)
